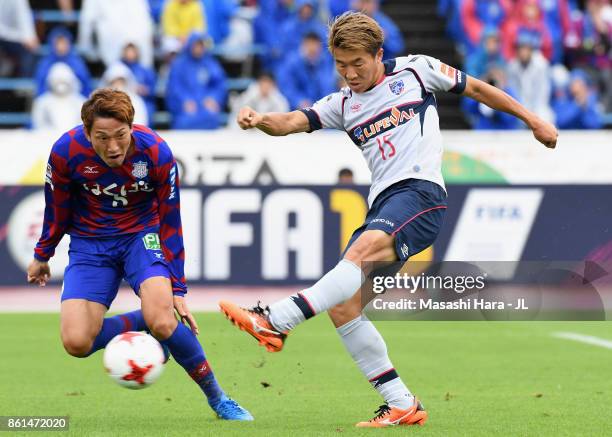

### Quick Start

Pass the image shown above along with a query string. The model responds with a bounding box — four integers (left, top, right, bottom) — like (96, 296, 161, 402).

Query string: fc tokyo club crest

(389, 80, 405, 95)
(132, 160, 148, 179)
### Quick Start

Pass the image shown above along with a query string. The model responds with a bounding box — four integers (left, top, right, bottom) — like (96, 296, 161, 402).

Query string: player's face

(333, 47, 384, 94)
(87, 117, 133, 168)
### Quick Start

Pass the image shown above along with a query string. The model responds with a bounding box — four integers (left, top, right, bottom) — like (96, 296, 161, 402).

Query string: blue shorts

(343, 179, 447, 261)
(61, 230, 170, 308)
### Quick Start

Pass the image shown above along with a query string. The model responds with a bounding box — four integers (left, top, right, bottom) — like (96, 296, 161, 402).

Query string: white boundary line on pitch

(552, 332, 612, 350)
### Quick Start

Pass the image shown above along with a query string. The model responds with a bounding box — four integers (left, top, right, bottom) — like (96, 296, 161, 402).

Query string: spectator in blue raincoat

(460, 0, 511, 54)
(280, 0, 328, 57)
(165, 32, 227, 129)
(462, 64, 520, 129)
(438, 0, 463, 44)
(121, 42, 157, 123)
(276, 32, 336, 110)
(553, 69, 603, 129)
(201, 0, 237, 44)
(254, 0, 295, 71)
(538, 0, 573, 64)
(34, 27, 91, 97)
(464, 26, 505, 79)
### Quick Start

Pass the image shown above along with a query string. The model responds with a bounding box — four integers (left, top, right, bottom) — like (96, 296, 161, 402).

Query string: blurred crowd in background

(0, 0, 609, 131)
(441, 0, 611, 129)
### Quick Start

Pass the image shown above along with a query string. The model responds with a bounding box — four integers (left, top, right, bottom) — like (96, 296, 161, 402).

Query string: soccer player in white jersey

(220, 11, 558, 427)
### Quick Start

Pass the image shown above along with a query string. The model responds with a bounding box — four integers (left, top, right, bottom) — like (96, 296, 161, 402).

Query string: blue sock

(87, 310, 147, 356)
(160, 323, 225, 406)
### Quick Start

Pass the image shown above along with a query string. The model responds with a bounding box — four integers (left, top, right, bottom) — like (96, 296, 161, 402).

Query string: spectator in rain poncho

(78, 0, 154, 67)
(165, 32, 227, 129)
(100, 62, 150, 126)
(229, 72, 289, 129)
(506, 29, 554, 123)
(279, 0, 328, 58)
(553, 69, 604, 129)
(121, 42, 157, 124)
(34, 27, 91, 97)
(276, 31, 336, 110)
(32, 62, 85, 130)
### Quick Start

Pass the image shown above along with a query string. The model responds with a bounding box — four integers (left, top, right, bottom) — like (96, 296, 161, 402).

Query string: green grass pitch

(1, 313, 611, 436)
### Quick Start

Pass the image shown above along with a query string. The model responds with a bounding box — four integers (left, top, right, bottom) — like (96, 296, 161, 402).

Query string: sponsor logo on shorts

(372, 218, 395, 228)
(142, 233, 161, 250)
(401, 243, 410, 258)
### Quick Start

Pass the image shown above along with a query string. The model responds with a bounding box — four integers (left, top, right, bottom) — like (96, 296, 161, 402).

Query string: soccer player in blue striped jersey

(27, 89, 252, 421)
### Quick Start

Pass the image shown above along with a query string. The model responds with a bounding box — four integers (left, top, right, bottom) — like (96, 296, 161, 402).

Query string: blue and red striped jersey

(34, 124, 187, 295)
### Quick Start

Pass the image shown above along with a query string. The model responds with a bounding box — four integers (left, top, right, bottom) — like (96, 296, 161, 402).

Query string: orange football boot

(356, 400, 428, 428)
(219, 301, 286, 352)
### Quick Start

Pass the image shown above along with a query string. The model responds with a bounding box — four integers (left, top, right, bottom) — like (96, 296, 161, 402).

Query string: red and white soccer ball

(103, 332, 165, 389)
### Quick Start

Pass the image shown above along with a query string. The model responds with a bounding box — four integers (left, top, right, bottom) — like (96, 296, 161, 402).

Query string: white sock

(337, 315, 414, 409)
(269, 259, 364, 332)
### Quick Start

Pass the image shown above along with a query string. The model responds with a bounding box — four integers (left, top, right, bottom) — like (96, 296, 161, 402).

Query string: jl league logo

(132, 160, 148, 179)
(389, 80, 405, 95)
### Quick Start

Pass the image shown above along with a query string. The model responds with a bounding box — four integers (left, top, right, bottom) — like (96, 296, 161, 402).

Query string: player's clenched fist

(530, 117, 558, 149)
(237, 106, 263, 130)
(27, 259, 50, 286)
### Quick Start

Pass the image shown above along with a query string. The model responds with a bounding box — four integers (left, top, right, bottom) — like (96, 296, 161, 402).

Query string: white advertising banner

(1, 129, 611, 186)
(443, 188, 544, 278)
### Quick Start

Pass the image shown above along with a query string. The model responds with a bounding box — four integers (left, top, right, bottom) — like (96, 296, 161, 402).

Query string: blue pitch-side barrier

(0, 184, 611, 286)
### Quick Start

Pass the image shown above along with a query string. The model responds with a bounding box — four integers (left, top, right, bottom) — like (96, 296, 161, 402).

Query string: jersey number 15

(377, 134, 396, 161)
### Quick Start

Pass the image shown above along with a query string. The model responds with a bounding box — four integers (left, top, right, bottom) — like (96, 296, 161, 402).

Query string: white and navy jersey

(300, 55, 467, 206)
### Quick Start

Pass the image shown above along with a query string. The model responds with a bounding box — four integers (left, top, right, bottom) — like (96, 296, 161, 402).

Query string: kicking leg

(219, 230, 395, 351)
(140, 276, 252, 420)
(269, 230, 395, 331)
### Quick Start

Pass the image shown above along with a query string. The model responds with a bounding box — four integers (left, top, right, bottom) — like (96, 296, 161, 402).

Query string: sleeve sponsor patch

(440, 63, 457, 81)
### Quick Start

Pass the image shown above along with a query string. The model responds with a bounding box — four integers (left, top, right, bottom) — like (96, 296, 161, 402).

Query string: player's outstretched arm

(30, 143, 72, 286)
(237, 106, 310, 136)
(462, 75, 558, 149)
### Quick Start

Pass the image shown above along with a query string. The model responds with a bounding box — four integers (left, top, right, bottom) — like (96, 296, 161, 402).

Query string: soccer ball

(103, 332, 165, 389)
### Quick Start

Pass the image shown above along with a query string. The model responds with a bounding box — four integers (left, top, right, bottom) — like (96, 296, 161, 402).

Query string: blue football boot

(210, 396, 254, 421)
